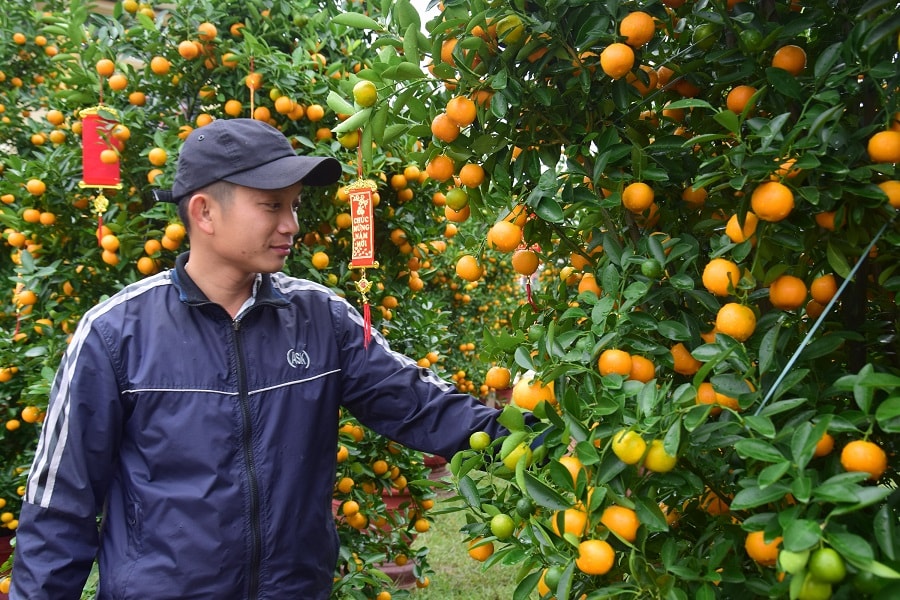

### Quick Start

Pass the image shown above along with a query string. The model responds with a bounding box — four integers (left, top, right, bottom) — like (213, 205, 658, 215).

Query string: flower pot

(381, 488, 413, 512)
(376, 559, 416, 589)
(380, 489, 414, 528)
(423, 454, 448, 480)
(486, 388, 512, 409)
(0, 532, 12, 600)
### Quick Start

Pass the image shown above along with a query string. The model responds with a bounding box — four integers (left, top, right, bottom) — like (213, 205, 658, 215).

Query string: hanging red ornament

(78, 105, 123, 244)
(79, 106, 122, 187)
(348, 130, 378, 349)
(349, 180, 378, 349)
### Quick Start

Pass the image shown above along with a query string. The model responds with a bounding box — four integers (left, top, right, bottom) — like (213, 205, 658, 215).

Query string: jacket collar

(172, 252, 290, 309)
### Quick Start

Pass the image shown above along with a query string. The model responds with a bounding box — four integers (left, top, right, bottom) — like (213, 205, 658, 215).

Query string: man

(11, 119, 510, 599)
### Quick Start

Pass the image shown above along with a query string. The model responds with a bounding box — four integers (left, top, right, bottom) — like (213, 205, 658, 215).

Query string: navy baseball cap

(153, 118, 342, 203)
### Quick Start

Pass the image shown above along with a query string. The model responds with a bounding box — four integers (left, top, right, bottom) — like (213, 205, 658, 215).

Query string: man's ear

(187, 193, 215, 235)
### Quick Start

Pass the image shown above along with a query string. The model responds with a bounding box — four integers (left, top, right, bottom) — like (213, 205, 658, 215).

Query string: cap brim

(224, 155, 342, 189)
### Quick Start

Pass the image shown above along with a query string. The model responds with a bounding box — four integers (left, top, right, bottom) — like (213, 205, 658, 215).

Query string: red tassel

(363, 303, 372, 349)
(96, 215, 104, 246)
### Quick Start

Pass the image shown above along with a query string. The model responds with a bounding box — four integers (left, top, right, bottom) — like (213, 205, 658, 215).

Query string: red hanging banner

(348, 179, 377, 268)
(348, 178, 378, 349)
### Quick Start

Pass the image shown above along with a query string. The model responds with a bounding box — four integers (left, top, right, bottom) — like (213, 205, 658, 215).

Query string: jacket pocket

(124, 496, 143, 557)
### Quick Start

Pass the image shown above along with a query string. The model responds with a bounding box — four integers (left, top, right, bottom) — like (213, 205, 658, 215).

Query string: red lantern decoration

(78, 105, 123, 244)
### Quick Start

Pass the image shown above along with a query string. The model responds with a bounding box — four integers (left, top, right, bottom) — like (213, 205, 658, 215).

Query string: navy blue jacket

(11, 253, 507, 599)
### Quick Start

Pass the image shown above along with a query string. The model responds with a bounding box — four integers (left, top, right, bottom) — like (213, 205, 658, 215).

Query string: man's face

(207, 182, 303, 275)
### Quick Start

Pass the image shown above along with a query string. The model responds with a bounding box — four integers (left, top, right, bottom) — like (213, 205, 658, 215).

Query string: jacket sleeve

(11, 322, 123, 599)
(334, 300, 512, 459)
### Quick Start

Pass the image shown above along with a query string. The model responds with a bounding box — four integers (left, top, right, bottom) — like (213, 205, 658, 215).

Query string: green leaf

(326, 91, 356, 116)
(648, 233, 667, 266)
(874, 504, 899, 561)
(860, 13, 900, 51)
(657, 320, 691, 341)
(523, 472, 571, 510)
(332, 108, 372, 134)
(499, 431, 529, 460)
(814, 42, 842, 79)
(683, 133, 731, 148)
(796, 418, 831, 471)
(807, 104, 844, 140)
(790, 423, 815, 467)
(756, 113, 791, 152)
(857, 0, 898, 17)
(792, 475, 813, 503)
(498, 404, 526, 432)
(402, 23, 419, 64)
(370, 36, 403, 51)
(453, 454, 483, 480)
(457, 474, 481, 509)
(664, 98, 716, 111)
(758, 460, 791, 488)
(393, 0, 421, 33)
(730, 482, 790, 510)
(382, 123, 409, 144)
(782, 519, 822, 551)
(713, 110, 740, 135)
(24, 345, 49, 358)
(684, 405, 711, 431)
(135, 10, 157, 30)
(513, 571, 542, 600)
(759, 397, 809, 418)
(829, 485, 894, 516)
(734, 439, 785, 463)
(743, 415, 777, 438)
(354, 69, 383, 84)
(637, 382, 660, 419)
(826, 531, 875, 568)
(826, 242, 852, 279)
(633, 495, 670, 532)
(385, 62, 426, 80)
(813, 476, 866, 504)
(799, 334, 848, 361)
(663, 420, 681, 457)
(534, 197, 564, 223)
(449, 450, 464, 476)
(766, 369, 811, 403)
(852, 369, 876, 413)
(331, 12, 384, 31)
(591, 296, 615, 326)
(370, 103, 389, 145)
(765, 67, 802, 99)
(866, 560, 900, 579)
(601, 263, 620, 295)
(834, 369, 900, 390)
(875, 397, 900, 433)
(514, 346, 535, 371)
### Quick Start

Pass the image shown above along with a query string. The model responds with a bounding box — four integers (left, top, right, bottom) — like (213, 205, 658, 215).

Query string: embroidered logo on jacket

(286, 349, 310, 368)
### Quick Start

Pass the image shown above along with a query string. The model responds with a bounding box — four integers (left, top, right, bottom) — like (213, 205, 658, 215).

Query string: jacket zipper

(233, 319, 262, 600)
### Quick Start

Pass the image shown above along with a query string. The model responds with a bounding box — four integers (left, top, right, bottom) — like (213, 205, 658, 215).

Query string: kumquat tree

(388, 0, 900, 599)
(0, 0, 899, 599)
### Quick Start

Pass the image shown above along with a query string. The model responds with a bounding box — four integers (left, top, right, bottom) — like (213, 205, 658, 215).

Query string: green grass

(409, 495, 523, 600)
